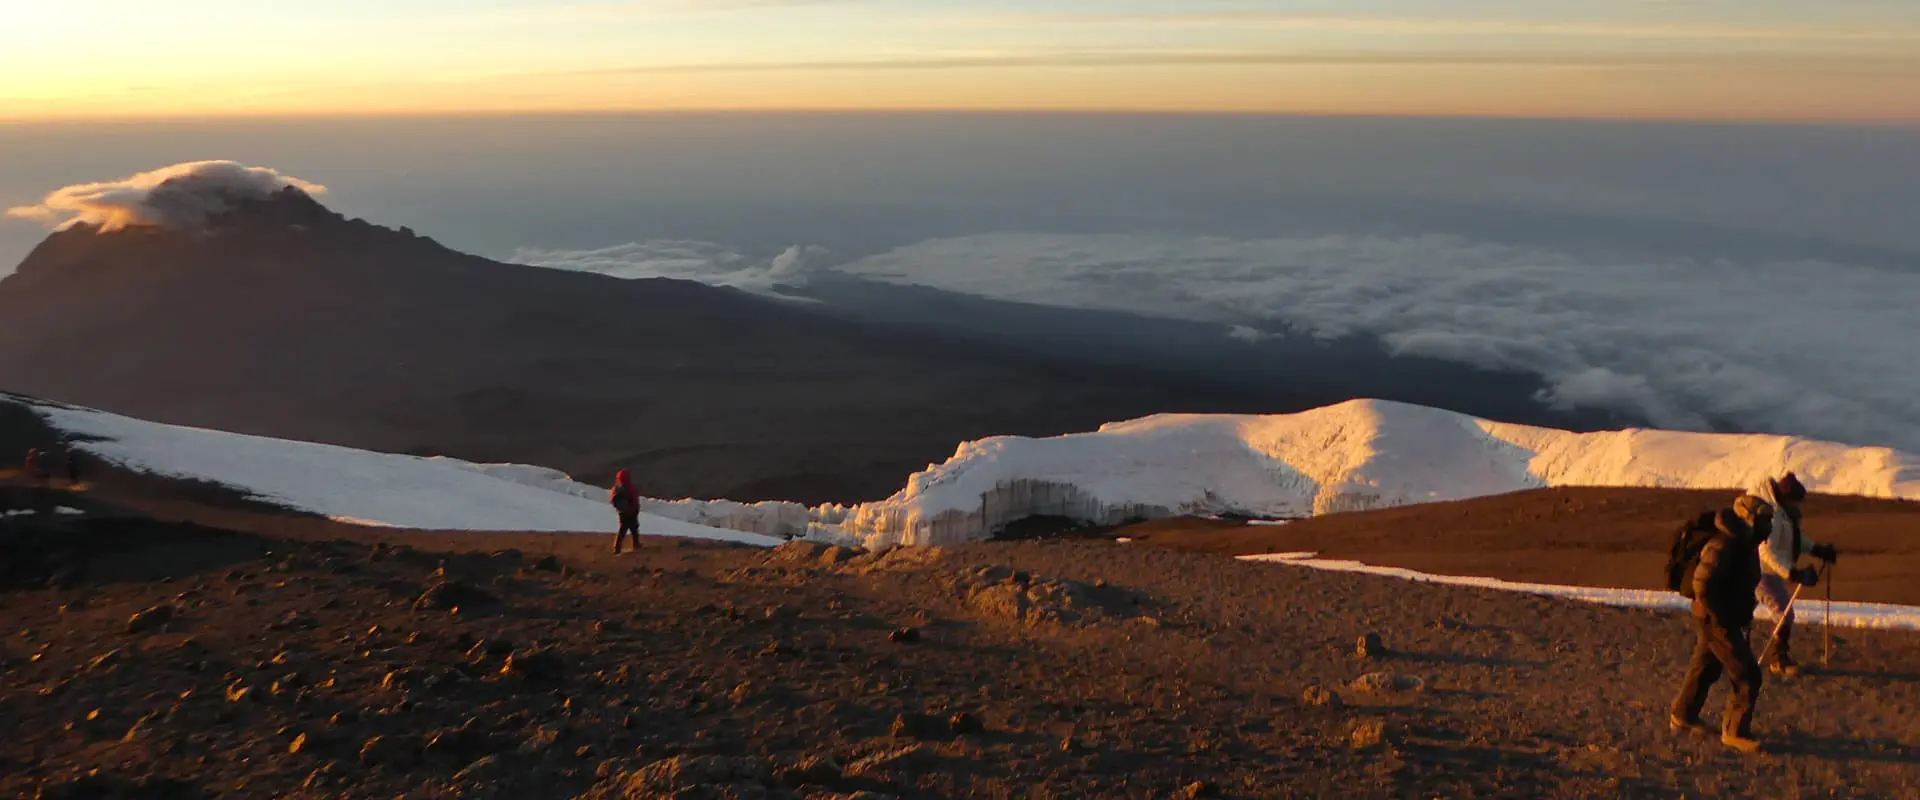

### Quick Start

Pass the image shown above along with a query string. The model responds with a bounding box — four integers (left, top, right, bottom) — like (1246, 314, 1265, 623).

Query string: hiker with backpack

(1668, 501, 1769, 753)
(610, 469, 641, 554)
(1743, 472, 1837, 677)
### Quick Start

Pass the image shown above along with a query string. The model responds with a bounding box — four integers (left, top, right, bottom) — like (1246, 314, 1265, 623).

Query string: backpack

(1665, 510, 1720, 597)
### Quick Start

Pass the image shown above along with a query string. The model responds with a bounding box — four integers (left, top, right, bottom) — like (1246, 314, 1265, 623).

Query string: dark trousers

(613, 511, 640, 552)
(1671, 616, 1763, 737)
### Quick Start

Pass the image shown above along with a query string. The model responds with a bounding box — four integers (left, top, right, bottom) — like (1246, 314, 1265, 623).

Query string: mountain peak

(6, 160, 331, 234)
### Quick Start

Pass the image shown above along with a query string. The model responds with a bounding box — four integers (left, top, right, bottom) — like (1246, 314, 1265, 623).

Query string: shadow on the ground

(1393, 650, 1546, 669)
(1770, 733, 1920, 764)
(1813, 667, 1920, 685)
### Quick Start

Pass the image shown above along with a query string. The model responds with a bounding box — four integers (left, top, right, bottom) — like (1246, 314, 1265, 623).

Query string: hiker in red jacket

(23, 448, 48, 486)
(610, 469, 641, 554)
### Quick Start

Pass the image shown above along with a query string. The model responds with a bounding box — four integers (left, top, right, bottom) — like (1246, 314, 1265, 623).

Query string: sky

(4, 0, 1920, 120)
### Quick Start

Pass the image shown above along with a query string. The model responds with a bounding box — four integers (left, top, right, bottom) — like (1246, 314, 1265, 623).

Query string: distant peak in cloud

(6, 161, 327, 232)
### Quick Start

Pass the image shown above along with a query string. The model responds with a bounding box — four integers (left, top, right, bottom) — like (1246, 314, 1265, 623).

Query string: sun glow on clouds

(2, 1, 1919, 119)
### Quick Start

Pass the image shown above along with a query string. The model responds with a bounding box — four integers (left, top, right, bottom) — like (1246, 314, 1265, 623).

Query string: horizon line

(5, 108, 1920, 128)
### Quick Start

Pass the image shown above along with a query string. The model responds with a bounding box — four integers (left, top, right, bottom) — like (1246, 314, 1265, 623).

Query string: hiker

(1744, 472, 1837, 676)
(610, 469, 641, 554)
(23, 448, 49, 486)
(1670, 503, 1767, 753)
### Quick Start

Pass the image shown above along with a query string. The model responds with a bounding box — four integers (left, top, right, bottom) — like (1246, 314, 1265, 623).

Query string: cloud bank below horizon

(6, 161, 326, 232)
(524, 231, 1920, 455)
(509, 241, 825, 300)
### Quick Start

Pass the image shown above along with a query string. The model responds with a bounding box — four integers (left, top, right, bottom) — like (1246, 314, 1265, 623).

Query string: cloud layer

(524, 232, 1920, 454)
(510, 241, 823, 299)
(7, 161, 326, 231)
(832, 233, 1920, 452)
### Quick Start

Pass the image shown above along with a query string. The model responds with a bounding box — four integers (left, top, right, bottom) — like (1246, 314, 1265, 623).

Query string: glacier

(23, 395, 1918, 551)
(826, 399, 1920, 548)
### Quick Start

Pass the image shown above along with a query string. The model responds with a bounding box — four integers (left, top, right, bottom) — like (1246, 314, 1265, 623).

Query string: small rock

(781, 754, 844, 786)
(948, 711, 985, 736)
(360, 734, 422, 769)
(1356, 632, 1387, 660)
(518, 726, 563, 756)
(1349, 672, 1425, 695)
(225, 682, 253, 703)
(594, 754, 775, 798)
(500, 648, 565, 683)
(289, 732, 311, 755)
(414, 580, 497, 612)
(1182, 780, 1219, 798)
(425, 721, 492, 760)
(889, 712, 947, 741)
(121, 712, 157, 742)
(126, 604, 178, 634)
(888, 627, 919, 644)
(846, 745, 934, 785)
(1348, 719, 1391, 750)
(1300, 685, 1345, 710)
(85, 649, 123, 673)
(381, 668, 423, 692)
(533, 555, 562, 572)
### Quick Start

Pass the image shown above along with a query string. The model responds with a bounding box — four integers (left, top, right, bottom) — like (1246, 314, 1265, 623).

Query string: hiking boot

(1669, 715, 1714, 736)
(1721, 733, 1764, 754)
(1770, 653, 1803, 678)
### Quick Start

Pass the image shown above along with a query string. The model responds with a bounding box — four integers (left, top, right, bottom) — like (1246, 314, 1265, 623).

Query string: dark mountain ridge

(0, 189, 1316, 503)
(0, 186, 1641, 503)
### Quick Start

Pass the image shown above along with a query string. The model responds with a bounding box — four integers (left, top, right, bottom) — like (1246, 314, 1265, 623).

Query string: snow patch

(1241, 553, 1920, 631)
(30, 401, 780, 545)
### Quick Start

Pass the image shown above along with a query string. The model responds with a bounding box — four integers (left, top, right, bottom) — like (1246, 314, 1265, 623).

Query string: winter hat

(615, 469, 630, 484)
(1773, 472, 1808, 504)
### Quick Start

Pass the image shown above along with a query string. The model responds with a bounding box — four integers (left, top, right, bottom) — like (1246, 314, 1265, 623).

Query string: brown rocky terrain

(1115, 487, 1920, 606)
(5, 477, 1920, 799)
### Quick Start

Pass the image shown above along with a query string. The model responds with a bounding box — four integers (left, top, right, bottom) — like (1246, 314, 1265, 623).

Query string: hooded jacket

(610, 470, 639, 515)
(1743, 476, 1819, 580)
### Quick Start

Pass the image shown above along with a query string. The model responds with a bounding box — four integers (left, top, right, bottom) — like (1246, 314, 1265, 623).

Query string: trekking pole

(1822, 561, 1834, 667)
(1757, 580, 1807, 667)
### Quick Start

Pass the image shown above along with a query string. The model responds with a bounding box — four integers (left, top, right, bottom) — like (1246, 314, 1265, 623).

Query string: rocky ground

(1118, 486, 1920, 606)
(5, 482, 1920, 799)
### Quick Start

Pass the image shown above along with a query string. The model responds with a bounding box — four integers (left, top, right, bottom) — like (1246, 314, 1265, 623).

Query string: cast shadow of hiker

(1769, 732, 1920, 764)
(1813, 667, 1920, 686)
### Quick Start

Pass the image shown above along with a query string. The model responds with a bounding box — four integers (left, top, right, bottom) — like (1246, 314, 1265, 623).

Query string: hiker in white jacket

(1743, 472, 1839, 676)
